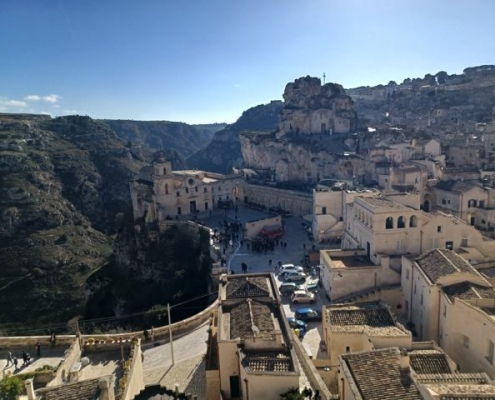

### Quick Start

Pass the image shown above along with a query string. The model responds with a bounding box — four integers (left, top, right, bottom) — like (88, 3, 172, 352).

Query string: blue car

(295, 307, 322, 322)
(287, 317, 307, 331)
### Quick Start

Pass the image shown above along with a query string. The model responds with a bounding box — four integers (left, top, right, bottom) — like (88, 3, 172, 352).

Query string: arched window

(163, 167, 167, 175)
(165, 183, 169, 195)
(398, 216, 405, 228)
(386, 217, 394, 229)
(410, 215, 418, 228)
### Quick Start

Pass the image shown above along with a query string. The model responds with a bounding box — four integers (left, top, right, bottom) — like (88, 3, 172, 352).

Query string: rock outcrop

(0, 114, 146, 327)
(187, 101, 283, 173)
(278, 76, 357, 136)
(102, 119, 223, 159)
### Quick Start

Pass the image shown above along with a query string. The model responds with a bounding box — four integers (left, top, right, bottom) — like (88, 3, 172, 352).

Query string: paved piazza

(139, 204, 334, 397)
(202, 203, 334, 359)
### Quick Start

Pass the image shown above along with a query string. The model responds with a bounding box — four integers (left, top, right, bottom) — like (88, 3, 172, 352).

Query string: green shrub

(0, 375, 24, 400)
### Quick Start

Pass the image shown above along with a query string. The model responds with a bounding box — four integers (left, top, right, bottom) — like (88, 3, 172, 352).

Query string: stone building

(322, 301, 411, 388)
(338, 343, 495, 400)
(130, 151, 244, 222)
(206, 273, 300, 400)
(432, 179, 495, 229)
(278, 76, 357, 137)
(401, 249, 494, 342)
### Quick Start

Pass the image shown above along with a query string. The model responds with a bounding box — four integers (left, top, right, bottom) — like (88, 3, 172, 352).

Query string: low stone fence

(47, 339, 81, 387)
(80, 299, 219, 349)
(117, 339, 144, 400)
(0, 335, 75, 348)
(291, 334, 338, 400)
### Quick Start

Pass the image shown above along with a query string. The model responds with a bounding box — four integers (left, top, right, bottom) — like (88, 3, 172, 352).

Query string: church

(130, 151, 244, 223)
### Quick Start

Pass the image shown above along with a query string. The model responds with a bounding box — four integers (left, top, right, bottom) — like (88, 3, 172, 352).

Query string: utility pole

(168, 303, 175, 365)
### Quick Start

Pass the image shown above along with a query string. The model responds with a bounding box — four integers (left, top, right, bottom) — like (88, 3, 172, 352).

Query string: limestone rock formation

(102, 119, 222, 159)
(278, 76, 357, 136)
(187, 101, 283, 173)
(0, 114, 146, 327)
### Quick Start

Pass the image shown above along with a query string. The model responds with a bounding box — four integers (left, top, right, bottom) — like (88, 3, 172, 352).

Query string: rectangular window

(405, 300, 409, 313)
(420, 293, 423, 305)
(406, 269, 410, 280)
(195, 186, 198, 192)
(204, 187, 208, 193)
(414, 284, 416, 294)
(463, 335, 470, 349)
(445, 241, 454, 250)
(396, 240, 405, 252)
(461, 238, 468, 247)
(177, 207, 182, 215)
(480, 200, 485, 208)
(176, 191, 180, 197)
(432, 238, 438, 249)
(185, 187, 189, 194)
(437, 226, 442, 233)
(345, 346, 351, 353)
(322, 206, 327, 215)
(488, 340, 494, 364)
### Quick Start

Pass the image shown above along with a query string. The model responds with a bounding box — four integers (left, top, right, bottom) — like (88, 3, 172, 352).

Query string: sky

(1, 0, 494, 124)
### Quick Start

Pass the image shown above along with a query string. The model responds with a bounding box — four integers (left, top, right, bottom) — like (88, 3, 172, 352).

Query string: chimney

(99, 377, 115, 400)
(399, 348, 410, 370)
(24, 378, 35, 400)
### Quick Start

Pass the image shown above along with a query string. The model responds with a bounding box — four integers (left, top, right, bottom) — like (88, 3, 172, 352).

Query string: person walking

(35, 340, 42, 358)
(6, 351, 13, 367)
(13, 356, 18, 372)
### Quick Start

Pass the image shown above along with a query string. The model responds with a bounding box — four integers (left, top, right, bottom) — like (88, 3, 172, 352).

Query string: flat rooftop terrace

(324, 252, 375, 269)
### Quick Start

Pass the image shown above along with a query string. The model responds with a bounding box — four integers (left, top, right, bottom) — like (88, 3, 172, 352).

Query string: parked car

(279, 264, 304, 275)
(291, 290, 315, 304)
(279, 282, 305, 296)
(284, 272, 307, 283)
(287, 317, 307, 331)
(295, 307, 322, 322)
(305, 279, 319, 292)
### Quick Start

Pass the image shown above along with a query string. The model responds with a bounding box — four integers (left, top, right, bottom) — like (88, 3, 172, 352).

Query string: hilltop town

(3, 65, 495, 399)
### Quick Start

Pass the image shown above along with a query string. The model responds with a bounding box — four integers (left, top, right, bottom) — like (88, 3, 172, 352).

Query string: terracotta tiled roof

(241, 350, 294, 372)
(434, 180, 480, 193)
(341, 348, 422, 400)
(37, 378, 102, 400)
(442, 281, 495, 301)
(228, 299, 275, 339)
(226, 276, 270, 299)
(416, 373, 491, 385)
(416, 249, 477, 283)
(327, 301, 407, 336)
(409, 350, 452, 374)
(421, 372, 495, 398)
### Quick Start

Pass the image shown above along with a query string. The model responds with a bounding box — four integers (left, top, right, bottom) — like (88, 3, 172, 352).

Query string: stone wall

(47, 338, 81, 387)
(244, 215, 281, 239)
(290, 332, 338, 400)
(119, 339, 144, 400)
(243, 184, 312, 216)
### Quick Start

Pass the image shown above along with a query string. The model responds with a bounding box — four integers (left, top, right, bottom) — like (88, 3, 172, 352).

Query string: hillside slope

(186, 101, 283, 173)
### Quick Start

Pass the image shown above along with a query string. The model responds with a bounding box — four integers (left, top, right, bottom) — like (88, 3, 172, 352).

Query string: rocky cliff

(278, 76, 357, 136)
(0, 114, 147, 328)
(347, 65, 495, 133)
(186, 101, 283, 173)
(102, 119, 224, 159)
(239, 77, 359, 182)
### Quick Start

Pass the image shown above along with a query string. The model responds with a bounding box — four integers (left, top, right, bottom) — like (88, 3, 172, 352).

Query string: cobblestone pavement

(144, 204, 333, 396)
(1, 346, 68, 378)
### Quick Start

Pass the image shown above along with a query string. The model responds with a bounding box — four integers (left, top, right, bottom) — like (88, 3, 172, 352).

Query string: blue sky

(1, 0, 494, 123)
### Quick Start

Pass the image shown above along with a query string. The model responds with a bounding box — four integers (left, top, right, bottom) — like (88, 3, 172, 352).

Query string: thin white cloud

(24, 95, 41, 101)
(24, 94, 62, 103)
(43, 94, 61, 103)
(52, 104, 60, 108)
(0, 97, 28, 111)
